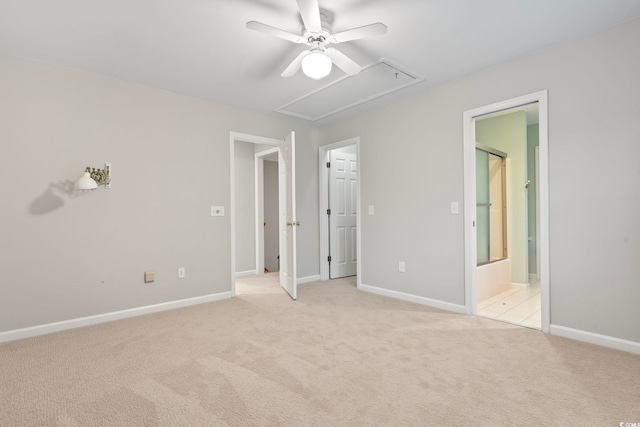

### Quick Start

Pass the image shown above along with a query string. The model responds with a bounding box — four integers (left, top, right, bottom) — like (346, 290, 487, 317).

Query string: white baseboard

(297, 275, 321, 284)
(0, 291, 233, 344)
(511, 282, 530, 289)
(235, 270, 257, 278)
(550, 324, 640, 355)
(359, 283, 466, 314)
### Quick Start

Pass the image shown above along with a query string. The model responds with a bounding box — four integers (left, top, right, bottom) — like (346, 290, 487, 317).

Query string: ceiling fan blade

(296, 0, 322, 32)
(281, 50, 310, 77)
(246, 21, 305, 43)
(331, 22, 388, 43)
(325, 48, 361, 76)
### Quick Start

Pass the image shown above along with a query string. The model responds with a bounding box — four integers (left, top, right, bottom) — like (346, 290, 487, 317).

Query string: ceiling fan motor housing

(304, 15, 332, 45)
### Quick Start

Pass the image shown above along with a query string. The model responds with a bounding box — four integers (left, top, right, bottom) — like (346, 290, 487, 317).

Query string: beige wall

(2, 16, 640, 346)
(0, 55, 318, 332)
(319, 18, 640, 343)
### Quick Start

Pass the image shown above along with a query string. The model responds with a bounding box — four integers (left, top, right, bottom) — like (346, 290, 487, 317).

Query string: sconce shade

(74, 171, 98, 190)
(301, 51, 332, 80)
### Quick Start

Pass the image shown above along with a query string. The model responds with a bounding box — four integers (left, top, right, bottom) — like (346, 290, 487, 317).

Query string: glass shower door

(476, 149, 490, 264)
(476, 147, 506, 265)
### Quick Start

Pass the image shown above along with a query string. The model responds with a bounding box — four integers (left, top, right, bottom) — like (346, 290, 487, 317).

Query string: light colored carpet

(1, 275, 639, 426)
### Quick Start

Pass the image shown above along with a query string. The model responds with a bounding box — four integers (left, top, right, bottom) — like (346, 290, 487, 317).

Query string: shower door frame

(475, 144, 508, 266)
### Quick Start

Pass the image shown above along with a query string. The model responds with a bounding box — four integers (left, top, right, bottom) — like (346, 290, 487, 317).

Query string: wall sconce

(74, 162, 111, 190)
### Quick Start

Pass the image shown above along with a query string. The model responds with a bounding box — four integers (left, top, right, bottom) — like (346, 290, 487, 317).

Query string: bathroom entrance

(474, 106, 541, 329)
(462, 91, 549, 332)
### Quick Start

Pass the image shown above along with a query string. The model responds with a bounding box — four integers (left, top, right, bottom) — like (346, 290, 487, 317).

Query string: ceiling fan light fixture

(301, 50, 332, 80)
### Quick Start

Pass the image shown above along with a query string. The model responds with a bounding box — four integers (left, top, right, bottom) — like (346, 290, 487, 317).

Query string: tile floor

(477, 282, 541, 329)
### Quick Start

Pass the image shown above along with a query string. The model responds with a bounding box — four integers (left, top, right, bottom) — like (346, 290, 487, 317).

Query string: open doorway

(237, 145, 281, 298)
(474, 104, 541, 329)
(254, 147, 282, 280)
(230, 132, 298, 300)
(463, 91, 549, 333)
(319, 138, 361, 286)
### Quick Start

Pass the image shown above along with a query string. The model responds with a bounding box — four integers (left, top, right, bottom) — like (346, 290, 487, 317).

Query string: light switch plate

(368, 205, 375, 215)
(144, 271, 155, 283)
(450, 202, 459, 214)
(211, 206, 225, 217)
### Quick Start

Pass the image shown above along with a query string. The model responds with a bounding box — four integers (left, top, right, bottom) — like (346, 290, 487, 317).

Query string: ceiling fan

(246, 0, 387, 80)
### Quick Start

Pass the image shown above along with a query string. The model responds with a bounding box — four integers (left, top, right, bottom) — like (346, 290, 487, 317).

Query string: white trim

(318, 137, 361, 287)
(359, 283, 467, 314)
(297, 275, 321, 284)
(230, 132, 282, 297)
(235, 270, 257, 278)
(538, 93, 550, 334)
(511, 282, 530, 289)
(550, 325, 640, 355)
(0, 292, 233, 344)
(463, 90, 550, 333)
(230, 132, 282, 146)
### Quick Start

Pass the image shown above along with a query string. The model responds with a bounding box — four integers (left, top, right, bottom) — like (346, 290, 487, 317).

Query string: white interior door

(329, 149, 357, 278)
(278, 131, 297, 299)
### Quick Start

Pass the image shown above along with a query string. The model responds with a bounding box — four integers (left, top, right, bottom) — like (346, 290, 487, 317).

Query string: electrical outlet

(211, 206, 225, 217)
(144, 271, 155, 283)
(398, 261, 406, 273)
(178, 267, 185, 279)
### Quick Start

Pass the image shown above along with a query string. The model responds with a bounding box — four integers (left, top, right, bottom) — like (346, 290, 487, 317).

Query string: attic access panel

(276, 60, 422, 121)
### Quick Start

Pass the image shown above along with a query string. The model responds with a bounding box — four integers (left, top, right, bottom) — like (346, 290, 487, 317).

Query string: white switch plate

(178, 267, 185, 279)
(398, 261, 405, 273)
(211, 206, 225, 217)
(368, 205, 375, 215)
(450, 202, 459, 214)
(144, 270, 155, 283)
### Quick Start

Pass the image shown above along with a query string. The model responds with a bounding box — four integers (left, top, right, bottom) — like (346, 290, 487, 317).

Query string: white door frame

(230, 132, 282, 296)
(463, 90, 550, 333)
(255, 147, 280, 277)
(318, 137, 361, 286)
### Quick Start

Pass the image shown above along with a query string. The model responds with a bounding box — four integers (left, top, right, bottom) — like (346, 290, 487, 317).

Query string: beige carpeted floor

(1, 274, 639, 426)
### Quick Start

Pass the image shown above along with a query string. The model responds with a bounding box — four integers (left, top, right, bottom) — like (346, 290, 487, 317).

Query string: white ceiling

(2, 0, 640, 125)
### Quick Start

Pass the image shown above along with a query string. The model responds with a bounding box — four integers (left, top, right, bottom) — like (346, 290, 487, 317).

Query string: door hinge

(326, 162, 331, 168)
(328, 256, 332, 263)
(327, 208, 331, 215)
